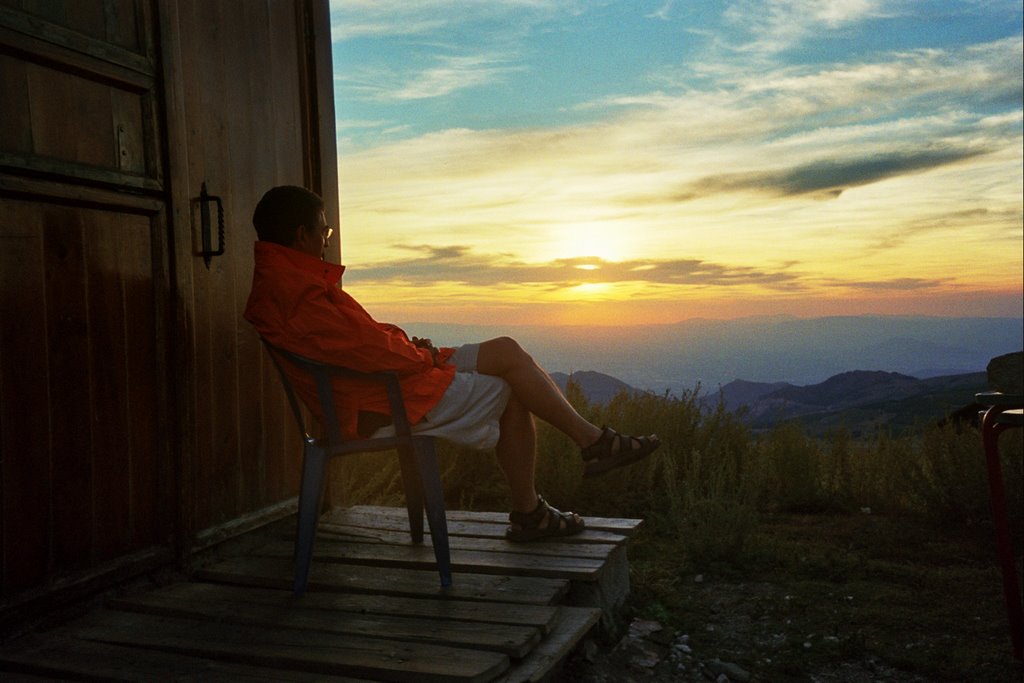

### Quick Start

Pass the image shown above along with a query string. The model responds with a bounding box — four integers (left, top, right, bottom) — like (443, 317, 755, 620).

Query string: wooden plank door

(159, 0, 339, 545)
(0, 0, 337, 615)
(0, 0, 173, 611)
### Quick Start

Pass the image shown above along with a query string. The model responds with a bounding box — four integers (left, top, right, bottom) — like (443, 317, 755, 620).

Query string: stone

(703, 658, 752, 682)
(628, 619, 663, 639)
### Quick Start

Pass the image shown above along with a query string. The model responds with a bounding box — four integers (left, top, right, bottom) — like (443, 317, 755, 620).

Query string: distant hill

(711, 370, 990, 436)
(550, 371, 636, 405)
(713, 379, 795, 411)
(403, 315, 1022, 393)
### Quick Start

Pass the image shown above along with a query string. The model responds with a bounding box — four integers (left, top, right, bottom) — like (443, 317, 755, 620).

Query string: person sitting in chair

(244, 185, 660, 541)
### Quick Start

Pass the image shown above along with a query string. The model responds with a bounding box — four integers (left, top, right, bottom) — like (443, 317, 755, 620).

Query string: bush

(328, 381, 1022, 566)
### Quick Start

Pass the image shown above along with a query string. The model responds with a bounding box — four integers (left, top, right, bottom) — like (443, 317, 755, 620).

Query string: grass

(329, 382, 1024, 680)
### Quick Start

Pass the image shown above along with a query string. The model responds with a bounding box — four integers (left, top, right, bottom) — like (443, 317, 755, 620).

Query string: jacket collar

(253, 240, 345, 283)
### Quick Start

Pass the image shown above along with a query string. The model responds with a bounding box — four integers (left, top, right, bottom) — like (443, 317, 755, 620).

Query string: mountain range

(711, 370, 990, 435)
(550, 371, 636, 405)
(552, 368, 992, 437)
(406, 315, 1022, 393)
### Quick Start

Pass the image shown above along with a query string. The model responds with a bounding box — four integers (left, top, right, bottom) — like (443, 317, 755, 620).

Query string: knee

(479, 336, 532, 374)
(491, 336, 522, 354)
(495, 336, 532, 364)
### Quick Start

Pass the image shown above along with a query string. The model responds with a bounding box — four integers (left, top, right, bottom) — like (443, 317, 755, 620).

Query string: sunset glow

(329, 1, 1023, 326)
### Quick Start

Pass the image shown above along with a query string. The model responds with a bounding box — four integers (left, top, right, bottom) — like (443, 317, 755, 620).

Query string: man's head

(252, 185, 331, 258)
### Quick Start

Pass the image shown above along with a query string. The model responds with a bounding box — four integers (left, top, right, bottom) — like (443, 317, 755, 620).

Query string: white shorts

(371, 344, 512, 451)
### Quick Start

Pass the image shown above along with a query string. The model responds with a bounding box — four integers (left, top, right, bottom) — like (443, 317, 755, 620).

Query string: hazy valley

(408, 315, 1022, 435)
(410, 315, 1022, 392)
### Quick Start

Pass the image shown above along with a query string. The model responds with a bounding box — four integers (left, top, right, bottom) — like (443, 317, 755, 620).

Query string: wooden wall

(162, 0, 338, 545)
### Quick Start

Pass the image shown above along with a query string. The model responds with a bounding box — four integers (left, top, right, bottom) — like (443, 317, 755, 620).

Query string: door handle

(199, 182, 225, 268)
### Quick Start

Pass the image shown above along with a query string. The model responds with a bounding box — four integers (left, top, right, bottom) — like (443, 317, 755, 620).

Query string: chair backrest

(259, 337, 414, 447)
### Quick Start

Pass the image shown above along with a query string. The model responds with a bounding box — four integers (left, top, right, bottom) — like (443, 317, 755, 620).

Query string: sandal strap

(509, 495, 549, 528)
(581, 426, 617, 462)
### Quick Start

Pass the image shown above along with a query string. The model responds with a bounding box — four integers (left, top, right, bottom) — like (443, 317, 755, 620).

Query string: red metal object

(977, 392, 1024, 662)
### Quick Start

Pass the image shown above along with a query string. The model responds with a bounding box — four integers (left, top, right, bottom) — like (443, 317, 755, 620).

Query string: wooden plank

(44, 210, 94, 574)
(0, 55, 32, 154)
(86, 213, 133, 564)
(121, 211, 163, 551)
(443, 508, 644, 535)
(338, 505, 644, 534)
(0, 5, 155, 78)
(322, 508, 633, 545)
(0, 200, 51, 595)
(0, 173, 165, 211)
(0, 636, 371, 682)
(253, 538, 605, 582)
(115, 582, 560, 635)
(194, 556, 568, 606)
(109, 587, 542, 658)
(318, 523, 618, 560)
(28, 62, 117, 168)
(495, 607, 603, 683)
(73, 610, 509, 683)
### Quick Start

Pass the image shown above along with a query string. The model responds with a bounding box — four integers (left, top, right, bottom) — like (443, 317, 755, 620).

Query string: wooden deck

(0, 505, 643, 682)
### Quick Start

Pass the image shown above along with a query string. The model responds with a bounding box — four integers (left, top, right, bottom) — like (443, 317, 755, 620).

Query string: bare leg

(477, 336, 658, 520)
(494, 394, 538, 513)
(476, 337, 603, 449)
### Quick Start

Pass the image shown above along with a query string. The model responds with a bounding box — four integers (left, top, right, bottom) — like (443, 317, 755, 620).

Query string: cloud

(329, 0, 580, 41)
(646, 1, 674, 21)
(722, 0, 890, 56)
(665, 147, 990, 202)
(834, 277, 951, 291)
(349, 246, 806, 290)
(866, 208, 995, 251)
(338, 54, 522, 102)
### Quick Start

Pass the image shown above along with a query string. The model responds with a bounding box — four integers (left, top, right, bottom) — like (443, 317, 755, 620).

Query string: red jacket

(244, 241, 455, 439)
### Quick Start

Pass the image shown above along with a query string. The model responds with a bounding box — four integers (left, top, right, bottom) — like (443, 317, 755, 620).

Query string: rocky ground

(557, 513, 1023, 682)
(563, 614, 938, 683)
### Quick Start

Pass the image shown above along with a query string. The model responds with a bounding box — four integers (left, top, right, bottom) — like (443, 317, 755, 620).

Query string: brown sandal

(581, 426, 661, 478)
(506, 495, 585, 542)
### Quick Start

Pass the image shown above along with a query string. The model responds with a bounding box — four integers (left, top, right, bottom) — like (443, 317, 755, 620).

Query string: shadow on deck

(0, 505, 643, 682)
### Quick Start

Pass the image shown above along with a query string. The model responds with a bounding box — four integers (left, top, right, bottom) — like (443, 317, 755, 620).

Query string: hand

(411, 336, 436, 352)
(412, 337, 445, 367)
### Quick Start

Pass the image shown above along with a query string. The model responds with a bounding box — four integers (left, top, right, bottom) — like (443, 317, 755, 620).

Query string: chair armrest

(976, 392, 1024, 408)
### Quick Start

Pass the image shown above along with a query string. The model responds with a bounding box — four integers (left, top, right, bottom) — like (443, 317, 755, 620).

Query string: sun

(547, 220, 632, 262)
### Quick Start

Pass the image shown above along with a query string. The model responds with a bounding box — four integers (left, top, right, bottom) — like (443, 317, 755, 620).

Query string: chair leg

(294, 442, 327, 596)
(982, 413, 1024, 661)
(414, 438, 453, 588)
(397, 446, 425, 543)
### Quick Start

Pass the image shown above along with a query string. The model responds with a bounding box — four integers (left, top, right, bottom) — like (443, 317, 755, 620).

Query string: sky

(328, 0, 1023, 327)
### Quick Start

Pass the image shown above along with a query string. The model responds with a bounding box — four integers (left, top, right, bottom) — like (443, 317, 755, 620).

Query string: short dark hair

(252, 185, 324, 245)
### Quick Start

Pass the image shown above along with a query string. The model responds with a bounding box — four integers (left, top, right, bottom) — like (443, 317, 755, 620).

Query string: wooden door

(0, 0, 173, 608)
(160, 0, 338, 545)
(0, 0, 337, 612)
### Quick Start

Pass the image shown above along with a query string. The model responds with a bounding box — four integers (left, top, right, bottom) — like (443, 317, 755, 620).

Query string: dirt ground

(561, 513, 1023, 682)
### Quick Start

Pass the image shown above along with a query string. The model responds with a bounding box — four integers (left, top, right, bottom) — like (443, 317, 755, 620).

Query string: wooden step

(195, 555, 569, 605)
(323, 505, 642, 545)
(115, 582, 561, 635)
(108, 583, 542, 658)
(252, 537, 607, 581)
(0, 506, 642, 682)
(0, 635, 373, 682)
(72, 610, 510, 682)
(497, 606, 602, 683)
